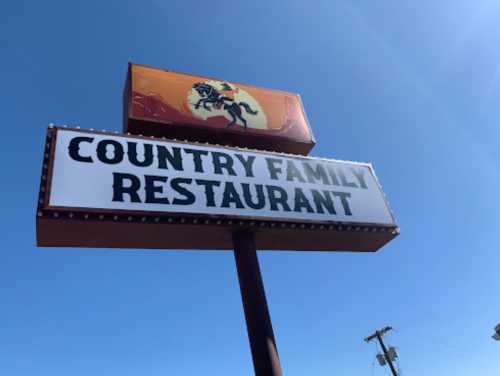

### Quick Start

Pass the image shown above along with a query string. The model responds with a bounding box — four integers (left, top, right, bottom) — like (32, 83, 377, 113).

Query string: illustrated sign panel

(37, 127, 398, 251)
(124, 63, 315, 155)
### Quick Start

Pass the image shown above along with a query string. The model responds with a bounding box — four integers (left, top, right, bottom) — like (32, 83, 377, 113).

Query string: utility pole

(492, 323, 500, 341)
(364, 326, 398, 376)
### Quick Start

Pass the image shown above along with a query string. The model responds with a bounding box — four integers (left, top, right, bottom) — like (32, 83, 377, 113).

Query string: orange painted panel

(124, 63, 315, 155)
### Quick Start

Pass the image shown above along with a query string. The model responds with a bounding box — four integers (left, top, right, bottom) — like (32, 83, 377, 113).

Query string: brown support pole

(233, 230, 283, 376)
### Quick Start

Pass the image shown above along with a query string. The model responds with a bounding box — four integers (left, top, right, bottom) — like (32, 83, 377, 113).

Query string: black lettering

(241, 183, 265, 209)
(350, 167, 368, 189)
(184, 148, 208, 173)
(212, 152, 236, 176)
(326, 166, 341, 186)
(266, 158, 283, 180)
(303, 162, 330, 185)
(294, 188, 314, 213)
(144, 175, 169, 204)
(235, 154, 256, 178)
(171, 178, 195, 205)
(196, 179, 220, 207)
(157, 146, 183, 171)
(68, 136, 94, 163)
(311, 189, 336, 214)
(266, 185, 291, 212)
(97, 139, 124, 165)
(127, 142, 153, 167)
(332, 191, 352, 215)
(112, 173, 141, 202)
(286, 160, 306, 183)
(338, 168, 357, 188)
(221, 182, 244, 208)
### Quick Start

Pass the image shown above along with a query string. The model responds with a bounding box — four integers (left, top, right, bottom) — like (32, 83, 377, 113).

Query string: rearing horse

(192, 82, 258, 129)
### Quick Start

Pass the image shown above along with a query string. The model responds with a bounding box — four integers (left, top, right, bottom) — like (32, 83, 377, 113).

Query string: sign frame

(36, 126, 399, 251)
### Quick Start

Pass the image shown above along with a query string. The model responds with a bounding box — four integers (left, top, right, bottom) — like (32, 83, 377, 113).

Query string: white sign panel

(48, 129, 395, 226)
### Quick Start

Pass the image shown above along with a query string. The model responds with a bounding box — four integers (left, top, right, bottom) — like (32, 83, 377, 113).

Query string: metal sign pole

(233, 230, 283, 376)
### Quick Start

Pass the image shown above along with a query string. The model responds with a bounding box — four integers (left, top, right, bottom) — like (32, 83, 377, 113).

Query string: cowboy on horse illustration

(192, 82, 258, 130)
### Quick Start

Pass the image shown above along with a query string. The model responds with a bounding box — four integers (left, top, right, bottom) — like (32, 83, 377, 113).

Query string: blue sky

(1, 1, 500, 375)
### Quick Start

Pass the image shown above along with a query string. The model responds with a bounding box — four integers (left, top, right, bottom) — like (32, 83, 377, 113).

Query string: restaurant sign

(36, 127, 398, 251)
(124, 63, 315, 155)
